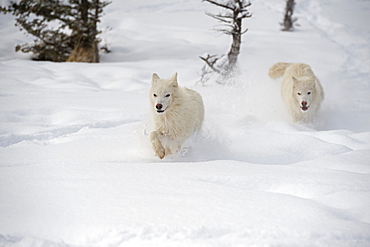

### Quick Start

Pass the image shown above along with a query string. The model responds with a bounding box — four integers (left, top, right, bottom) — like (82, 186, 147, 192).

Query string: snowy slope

(0, 0, 370, 246)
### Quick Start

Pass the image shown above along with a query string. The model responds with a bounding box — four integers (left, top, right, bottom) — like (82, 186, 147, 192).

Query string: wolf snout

(156, 103, 163, 110)
(300, 101, 309, 111)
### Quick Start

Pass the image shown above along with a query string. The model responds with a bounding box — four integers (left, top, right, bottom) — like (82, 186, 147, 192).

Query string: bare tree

(200, 0, 252, 84)
(281, 0, 297, 31)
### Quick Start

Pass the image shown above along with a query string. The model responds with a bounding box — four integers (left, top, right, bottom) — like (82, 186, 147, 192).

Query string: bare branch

(241, 28, 248, 34)
(213, 27, 234, 35)
(199, 54, 222, 73)
(202, 0, 234, 11)
(240, 12, 252, 19)
(206, 12, 233, 24)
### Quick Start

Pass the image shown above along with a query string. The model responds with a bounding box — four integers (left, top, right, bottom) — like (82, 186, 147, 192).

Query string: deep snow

(0, 0, 370, 246)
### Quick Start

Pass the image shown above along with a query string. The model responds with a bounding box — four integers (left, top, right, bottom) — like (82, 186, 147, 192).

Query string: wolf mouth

(301, 106, 309, 111)
(157, 110, 165, 113)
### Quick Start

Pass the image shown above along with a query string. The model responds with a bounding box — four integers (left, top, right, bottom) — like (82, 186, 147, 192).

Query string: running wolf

(268, 62, 324, 123)
(149, 73, 204, 159)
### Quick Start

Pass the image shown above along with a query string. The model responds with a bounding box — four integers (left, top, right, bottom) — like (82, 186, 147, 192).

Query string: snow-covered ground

(1, 0, 370, 246)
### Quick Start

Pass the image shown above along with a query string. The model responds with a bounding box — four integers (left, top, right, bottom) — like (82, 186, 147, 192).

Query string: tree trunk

(228, 34, 241, 68)
(67, 0, 99, 63)
(227, 18, 242, 69)
(67, 42, 98, 63)
(282, 0, 295, 31)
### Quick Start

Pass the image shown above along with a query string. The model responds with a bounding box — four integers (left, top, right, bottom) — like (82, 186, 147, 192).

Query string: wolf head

(292, 76, 317, 112)
(150, 73, 178, 114)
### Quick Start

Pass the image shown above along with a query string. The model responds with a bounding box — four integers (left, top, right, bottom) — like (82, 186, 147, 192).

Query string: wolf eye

(153, 94, 157, 97)
(307, 92, 311, 95)
(297, 92, 301, 95)
(165, 94, 171, 97)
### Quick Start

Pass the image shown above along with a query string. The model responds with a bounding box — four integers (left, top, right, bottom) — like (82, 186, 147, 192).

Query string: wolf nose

(156, 103, 163, 109)
(301, 101, 307, 106)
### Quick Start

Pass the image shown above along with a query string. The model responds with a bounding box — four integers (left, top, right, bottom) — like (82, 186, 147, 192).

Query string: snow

(0, 0, 370, 246)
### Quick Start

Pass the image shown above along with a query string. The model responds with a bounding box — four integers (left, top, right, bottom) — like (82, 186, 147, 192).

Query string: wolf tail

(268, 62, 292, 79)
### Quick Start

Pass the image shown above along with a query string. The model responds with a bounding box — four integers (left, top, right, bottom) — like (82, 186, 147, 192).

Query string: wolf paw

(155, 147, 165, 159)
(150, 131, 166, 159)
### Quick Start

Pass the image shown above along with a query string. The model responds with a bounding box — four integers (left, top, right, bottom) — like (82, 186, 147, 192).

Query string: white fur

(149, 73, 204, 159)
(268, 62, 325, 123)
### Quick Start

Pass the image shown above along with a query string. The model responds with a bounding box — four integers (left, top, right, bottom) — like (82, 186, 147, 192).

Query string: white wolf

(268, 62, 325, 123)
(149, 73, 204, 159)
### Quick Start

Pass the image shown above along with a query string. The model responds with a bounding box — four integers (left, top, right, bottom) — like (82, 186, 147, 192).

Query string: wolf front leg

(150, 131, 165, 159)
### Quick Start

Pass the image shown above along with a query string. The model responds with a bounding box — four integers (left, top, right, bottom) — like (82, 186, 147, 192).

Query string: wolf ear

(292, 76, 299, 83)
(169, 72, 178, 87)
(152, 73, 160, 84)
